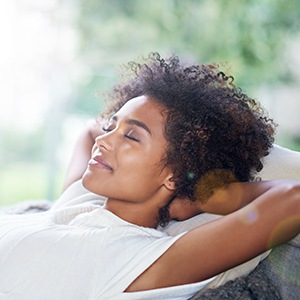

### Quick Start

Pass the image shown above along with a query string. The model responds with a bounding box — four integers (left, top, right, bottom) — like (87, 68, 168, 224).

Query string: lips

(88, 155, 113, 171)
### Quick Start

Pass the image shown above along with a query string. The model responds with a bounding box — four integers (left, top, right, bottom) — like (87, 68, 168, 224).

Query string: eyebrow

(111, 115, 152, 135)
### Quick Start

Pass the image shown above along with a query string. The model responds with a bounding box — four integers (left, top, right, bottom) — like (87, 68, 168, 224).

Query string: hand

(61, 117, 108, 191)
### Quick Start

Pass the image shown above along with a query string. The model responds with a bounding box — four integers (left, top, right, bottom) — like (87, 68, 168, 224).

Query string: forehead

(115, 95, 166, 124)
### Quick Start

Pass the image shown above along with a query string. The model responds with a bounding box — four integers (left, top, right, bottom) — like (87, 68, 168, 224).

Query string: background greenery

(1, 0, 300, 206)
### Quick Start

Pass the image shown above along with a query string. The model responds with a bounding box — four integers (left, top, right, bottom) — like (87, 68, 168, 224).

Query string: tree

(70, 0, 300, 115)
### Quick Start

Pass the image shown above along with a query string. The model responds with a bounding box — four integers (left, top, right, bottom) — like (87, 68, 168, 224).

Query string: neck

(103, 195, 171, 228)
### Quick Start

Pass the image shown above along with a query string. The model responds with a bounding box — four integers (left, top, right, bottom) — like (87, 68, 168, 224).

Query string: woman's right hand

(61, 117, 107, 192)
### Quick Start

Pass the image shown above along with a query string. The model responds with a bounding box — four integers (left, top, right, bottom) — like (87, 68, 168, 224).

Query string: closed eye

(102, 127, 111, 132)
(102, 117, 117, 132)
(124, 134, 139, 142)
(102, 125, 140, 142)
(102, 124, 115, 132)
(125, 129, 140, 142)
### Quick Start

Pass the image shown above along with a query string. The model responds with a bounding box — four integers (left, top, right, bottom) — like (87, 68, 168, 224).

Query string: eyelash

(125, 134, 139, 142)
(102, 126, 140, 142)
(102, 126, 112, 132)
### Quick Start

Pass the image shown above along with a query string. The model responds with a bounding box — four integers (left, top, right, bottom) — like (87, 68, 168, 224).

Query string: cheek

(119, 149, 163, 177)
(113, 156, 159, 193)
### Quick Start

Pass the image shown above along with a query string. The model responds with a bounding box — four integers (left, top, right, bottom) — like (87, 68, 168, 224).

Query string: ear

(163, 175, 176, 191)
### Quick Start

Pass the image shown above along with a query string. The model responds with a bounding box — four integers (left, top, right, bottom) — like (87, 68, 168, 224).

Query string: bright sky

(0, 0, 77, 131)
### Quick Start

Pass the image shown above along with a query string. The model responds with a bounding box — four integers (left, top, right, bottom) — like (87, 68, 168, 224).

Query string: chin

(81, 171, 94, 192)
(81, 171, 107, 197)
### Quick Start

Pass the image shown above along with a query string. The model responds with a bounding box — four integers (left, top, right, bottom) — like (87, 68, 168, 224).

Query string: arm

(197, 180, 279, 215)
(127, 180, 300, 291)
(62, 118, 106, 191)
(169, 180, 278, 220)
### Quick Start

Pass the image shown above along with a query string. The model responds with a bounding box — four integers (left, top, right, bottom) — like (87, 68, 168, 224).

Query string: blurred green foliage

(0, 163, 64, 206)
(71, 0, 300, 115)
(0, 128, 46, 163)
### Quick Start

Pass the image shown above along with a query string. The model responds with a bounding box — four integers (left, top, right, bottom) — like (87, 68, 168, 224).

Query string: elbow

(280, 181, 300, 213)
(277, 181, 300, 244)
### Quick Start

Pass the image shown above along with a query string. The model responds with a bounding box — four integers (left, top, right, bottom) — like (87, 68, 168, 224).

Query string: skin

(63, 95, 300, 292)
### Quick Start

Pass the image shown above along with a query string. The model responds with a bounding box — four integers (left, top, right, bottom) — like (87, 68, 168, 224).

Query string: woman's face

(82, 95, 174, 206)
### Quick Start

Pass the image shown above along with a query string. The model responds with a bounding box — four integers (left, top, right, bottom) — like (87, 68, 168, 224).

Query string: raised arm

(62, 118, 106, 191)
(169, 179, 284, 220)
(197, 179, 281, 215)
(127, 180, 300, 292)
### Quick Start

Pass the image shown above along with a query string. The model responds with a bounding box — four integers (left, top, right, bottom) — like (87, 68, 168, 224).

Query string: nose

(95, 131, 114, 152)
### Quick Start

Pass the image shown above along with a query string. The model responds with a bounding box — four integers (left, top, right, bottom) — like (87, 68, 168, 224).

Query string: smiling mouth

(88, 156, 113, 171)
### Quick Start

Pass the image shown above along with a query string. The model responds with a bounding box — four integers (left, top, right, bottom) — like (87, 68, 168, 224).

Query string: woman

(0, 53, 299, 300)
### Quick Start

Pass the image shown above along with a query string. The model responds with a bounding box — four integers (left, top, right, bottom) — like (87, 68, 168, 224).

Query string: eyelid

(125, 129, 140, 142)
(102, 124, 140, 142)
(125, 134, 139, 142)
(102, 126, 111, 132)
(102, 120, 116, 132)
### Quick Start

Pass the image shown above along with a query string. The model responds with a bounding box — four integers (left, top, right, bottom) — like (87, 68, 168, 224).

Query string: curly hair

(102, 53, 276, 224)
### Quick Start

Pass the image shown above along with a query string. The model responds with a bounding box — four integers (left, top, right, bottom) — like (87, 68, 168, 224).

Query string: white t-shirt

(53, 180, 269, 289)
(0, 184, 214, 300)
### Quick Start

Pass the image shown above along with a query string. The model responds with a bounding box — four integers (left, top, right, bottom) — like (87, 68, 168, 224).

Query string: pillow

(258, 144, 300, 180)
(161, 144, 300, 290)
